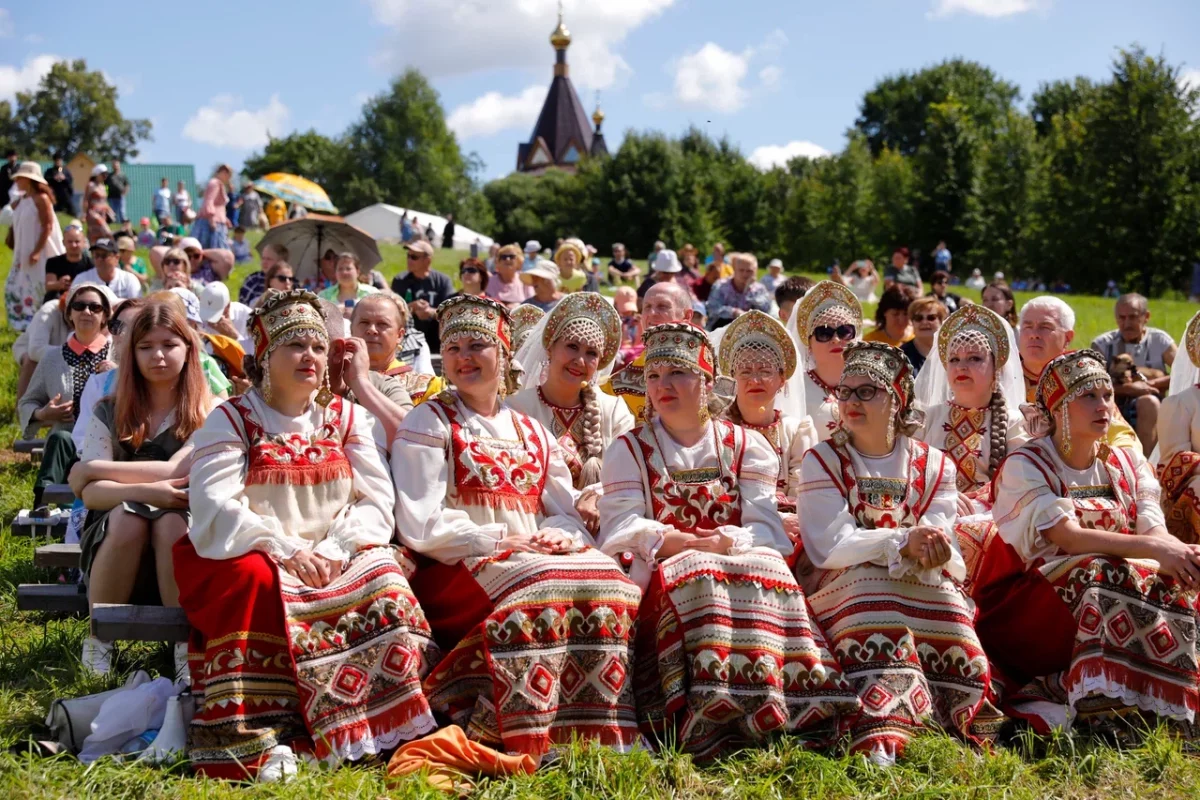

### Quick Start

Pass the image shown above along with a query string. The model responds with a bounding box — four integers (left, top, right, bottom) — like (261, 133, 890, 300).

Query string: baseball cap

(140, 217, 150, 226)
(116, 236, 135, 251)
(170, 287, 203, 324)
(90, 238, 118, 254)
(768, 258, 783, 270)
(520, 260, 560, 286)
(404, 240, 434, 257)
(198, 281, 231, 324)
(524, 240, 541, 254)
(651, 250, 682, 274)
(91, 164, 109, 176)
(178, 237, 202, 253)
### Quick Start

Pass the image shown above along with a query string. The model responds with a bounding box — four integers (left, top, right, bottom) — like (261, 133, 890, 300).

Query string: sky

(2, 0, 1198, 188)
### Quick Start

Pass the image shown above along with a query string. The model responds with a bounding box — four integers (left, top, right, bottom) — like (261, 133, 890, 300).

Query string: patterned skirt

(635, 550, 859, 759)
(409, 549, 641, 759)
(174, 540, 438, 779)
(800, 562, 1000, 757)
(1159, 452, 1200, 545)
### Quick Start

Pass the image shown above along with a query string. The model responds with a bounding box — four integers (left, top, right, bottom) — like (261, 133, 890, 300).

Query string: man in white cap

(636, 248, 684, 299)
(760, 258, 786, 297)
(523, 240, 542, 271)
(520, 260, 562, 312)
(177, 235, 233, 285)
(198, 281, 252, 351)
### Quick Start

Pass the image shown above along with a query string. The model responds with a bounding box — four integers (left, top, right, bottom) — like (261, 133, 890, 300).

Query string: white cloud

(0, 53, 58, 100)
(668, 30, 787, 113)
(448, 85, 545, 140)
(0, 10, 12, 38)
(368, 0, 675, 90)
(748, 140, 832, 170)
(928, 0, 1045, 18)
(759, 65, 783, 90)
(1180, 68, 1200, 94)
(182, 94, 290, 150)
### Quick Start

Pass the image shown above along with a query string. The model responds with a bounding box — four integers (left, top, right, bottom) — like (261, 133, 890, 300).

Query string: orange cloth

(200, 332, 246, 379)
(386, 725, 537, 793)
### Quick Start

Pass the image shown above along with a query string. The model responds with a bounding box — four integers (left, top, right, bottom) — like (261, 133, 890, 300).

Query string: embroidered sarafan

(225, 394, 352, 488)
(944, 405, 988, 492)
(635, 419, 744, 531)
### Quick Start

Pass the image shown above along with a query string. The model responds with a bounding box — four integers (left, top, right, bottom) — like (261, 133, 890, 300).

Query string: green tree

(869, 145, 917, 257)
(966, 110, 1043, 276)
(1030, 77, 1097, 138)
(242, 130, 351, 191)
(483, 169, 583, 245)
(855, 59, 1020, 157)
(11, 59, 151, 160)
(914, 101, 982, 270)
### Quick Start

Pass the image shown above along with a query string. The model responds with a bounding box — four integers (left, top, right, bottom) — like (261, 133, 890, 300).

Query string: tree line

(5, 47, 1198, 295)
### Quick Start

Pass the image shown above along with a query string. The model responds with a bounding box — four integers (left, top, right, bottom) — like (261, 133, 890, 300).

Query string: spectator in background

(116, 236, 149, 289)
(391, 240, 454, 351)
(636, 248, 682, 299)
(454, 257, 488, 299)
(705, 241, 731, 279)
(237, 242, 288, 305)
(84, 168, 112, 244)
(47, 154, 76, 215)
(607, 242, 640, 286)
(485, 242, 499, 272)
(692, 259, 722, 302)
(44, 225, 92, 302)
(760, 258, 786, 299)
(173, 180, 191, 224)
(965, 268, 986, 291)
(230, 226, 252, 263)
(0, 149, 18, 205)
(6, 162, 65, 331)
(441, 213, 456, 249)
(239, 184, 264, 230)
(520, 260, 562, 313)
(520, 240, 540, 270)
(647, 240, 665, 269)
(198, 281, 252, 347)
(320, 252, 379, 316)
(864, 284, 918, 347)
(105, 161, 129, 224)
(705, 252, 772, 330)
(884, 247, 922, 293)
(678, 243, 702, 283)
(933, 240, 952, 273)
(927, 270, 962, 313)
(1091, 293, 1176, 455)
(774, 275, 815, 326)
(981, 281, 1017, 327)
(192, 164, 232, 251)
(136, 217, 156, 248)
(422, 220, 434, 242)
(399, 211, 412, 242)
(1102, 280, 1120, 299)
(836, 258, 880, 304)
(177, 235, 233, 286)
(691, 300, 707, 329)
(901, 295, 947, 376)
(153, 177, 172, 225)
(76, 239, 142, 300)
(264, 195, 286, 227)
(485, 243, 532, 307)
(251, 261, 297, 307)
(313, 248, 338, 292)
(553, 238, 594, 293)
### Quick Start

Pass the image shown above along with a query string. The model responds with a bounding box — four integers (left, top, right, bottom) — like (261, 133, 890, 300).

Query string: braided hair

(577, 382, 605, 487)
(988, 389, 1009, 475)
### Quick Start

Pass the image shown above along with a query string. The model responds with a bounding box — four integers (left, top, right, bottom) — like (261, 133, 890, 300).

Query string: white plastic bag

(78, 678, 186, 763)
(46, 670, 152, 753)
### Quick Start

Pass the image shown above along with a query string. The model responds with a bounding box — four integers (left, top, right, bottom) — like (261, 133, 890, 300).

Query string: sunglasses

(272, 274, 296, 284)
(407, 252, 428, 260)
(812, 324, 857, 343)
(108, 318, 126, 335)
(912, 314, 941, 323)
(834, 384, 882, 402)
(162, 257, 184, 266)
(498, 254, 517, 261)
(70, 301, 105, 314)
(185, 250, 202, 258)
(461, 267, 481, 276)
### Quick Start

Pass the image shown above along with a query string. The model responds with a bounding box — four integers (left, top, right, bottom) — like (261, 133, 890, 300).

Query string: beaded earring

(315, 367, 334, 407)
(885, 394, 896, 451)
(698, 381, 711, 424)
(261, 353, 272, 403)
(1057, 405, 1072, 458)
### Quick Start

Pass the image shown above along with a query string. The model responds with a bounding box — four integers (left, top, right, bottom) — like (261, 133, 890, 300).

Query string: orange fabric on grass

(387, 725, 537, 792)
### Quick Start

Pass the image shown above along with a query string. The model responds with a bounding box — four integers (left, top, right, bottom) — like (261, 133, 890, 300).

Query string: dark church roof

(516, 13, 608, 174)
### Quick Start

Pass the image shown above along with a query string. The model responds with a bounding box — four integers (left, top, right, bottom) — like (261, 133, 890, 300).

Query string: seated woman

(796, 341, 1000, 764)
(69, 300, 212, 675)
(783, 280, 863, 442)
(1156, 311, 1200, 543)
(979, 350, 1200, 735)
(350, 293, 443, 404)
(392, 295, 641, 759)
(510, 292, 635, 532)
(176, 290, 437, 781)
(599, 323, 858, 759)
(319, 251, 378, 314)
(18, 282, 114, 510)
(718, 309, 817, 539)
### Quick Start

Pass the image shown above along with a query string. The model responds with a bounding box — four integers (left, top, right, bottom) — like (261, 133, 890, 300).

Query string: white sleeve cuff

(719, 525, 755, 556)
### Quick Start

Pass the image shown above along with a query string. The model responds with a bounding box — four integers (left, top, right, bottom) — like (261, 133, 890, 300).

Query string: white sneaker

(258, 745, 297, 783)
(173, 643, 190, 685)
(81, 637, 113, 675)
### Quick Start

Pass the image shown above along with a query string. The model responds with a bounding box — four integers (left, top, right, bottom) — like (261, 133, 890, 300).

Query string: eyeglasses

(911, 314, 941, 323)
(108, 318, 125, 335)
(812, 324, 857, 343)
(461, 267, 481, 276)
(272, 274, 295, 284)
(834, 384, 882, 402)
(498, 254, 517, 261)
(70, 301, 105, 314)
(162, 257, 184, 266)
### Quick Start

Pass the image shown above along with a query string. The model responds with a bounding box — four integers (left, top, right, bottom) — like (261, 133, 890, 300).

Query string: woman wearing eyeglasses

(19, 282, 115, 510)
(782, 280, 863, 442)
(483, 243, 532, 307)
(718, 310, 816, 539)
(899, 296, 946, 376)
(795, 341, 1000, 765)
(598, 322, 858, 759)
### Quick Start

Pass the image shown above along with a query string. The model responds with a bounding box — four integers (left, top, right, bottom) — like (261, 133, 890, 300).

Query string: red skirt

(174, 540, 438, 779)
(409, 548, 641, 758)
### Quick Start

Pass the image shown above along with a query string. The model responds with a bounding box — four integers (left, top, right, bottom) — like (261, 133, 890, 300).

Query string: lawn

(1, 230, 1199, 797)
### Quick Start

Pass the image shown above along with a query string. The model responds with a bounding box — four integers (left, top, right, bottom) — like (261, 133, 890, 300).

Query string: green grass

(2, 227, 1200, 796)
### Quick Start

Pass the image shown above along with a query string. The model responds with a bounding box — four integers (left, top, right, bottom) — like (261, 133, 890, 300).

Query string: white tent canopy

(344, 203, 495, 251)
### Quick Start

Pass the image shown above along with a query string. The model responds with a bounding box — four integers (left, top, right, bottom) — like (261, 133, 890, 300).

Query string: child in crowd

(136, 217, 156, 248)
(117, 237, 149, 289)
(230, 226, 252, 263)
(614, 286, 642, 368)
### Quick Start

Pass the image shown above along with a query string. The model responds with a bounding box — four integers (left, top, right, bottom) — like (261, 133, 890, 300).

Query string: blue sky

(2, 0, 1197, 188)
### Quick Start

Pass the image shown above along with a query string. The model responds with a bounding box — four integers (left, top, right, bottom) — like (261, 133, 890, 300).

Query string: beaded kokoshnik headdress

(833, 340, 924, 449)
(436, 295, 521, 396)
(249, 289, 333, 405)
(642, 322, 732, 420)
(1032, 349, 1113, 456)
(717, 309, 797, 380)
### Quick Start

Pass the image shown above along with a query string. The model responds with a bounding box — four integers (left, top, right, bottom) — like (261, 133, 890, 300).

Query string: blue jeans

(111, 195, 127, 223)
(191, 217, 230, 251)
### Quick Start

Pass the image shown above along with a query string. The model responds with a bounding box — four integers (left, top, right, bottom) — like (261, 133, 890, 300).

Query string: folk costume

(392, 296, 641, 759)
(796, 342, 1000, 762)
(978, 350, 1200, 732)
(717, 309, 818, 513)
(914, 305, 1029, 507)
(1022, 353, 1140, 451)
(510, 292, 635, 491)
(782, 280, 863, 441)
(1157, 311, 1200, 544)
(602, 350, 649, 424)
(176, 290, 437, 779)
(599, 323, 859, 759)
(508, 301, 546, 354)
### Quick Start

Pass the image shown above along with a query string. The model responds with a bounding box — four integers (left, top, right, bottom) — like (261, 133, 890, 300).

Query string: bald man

(602, 281, 693, 422)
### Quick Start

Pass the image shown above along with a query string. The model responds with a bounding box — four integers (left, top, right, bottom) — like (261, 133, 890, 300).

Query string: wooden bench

(34, 542, 81, 569)
(12, 514, 68, 538)
(42, 484, 75, 507)
(92, 604, 190, 643)
(16, 583, 87, 613)
(13, 438, 45, 464)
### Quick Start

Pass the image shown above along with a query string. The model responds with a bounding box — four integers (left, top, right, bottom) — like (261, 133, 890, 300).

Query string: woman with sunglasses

(259, 260, 297, 305)
(19, 282, 115, 510)
(393, 295, 641, 758)
(914, 305, 1028, 516)
(782, 280, 863, 442)
(718, 310, 816, 540)
(796, 341, 1000, 765)
(598, 322, 858, 758)
(484, 243, 532, 307)
(977, 351, 1200, 737)
(900, 296, 946, 375)
(150, 246, 191, 291)
(511, 292, 633, 533)
(454, 257, 489, 298)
